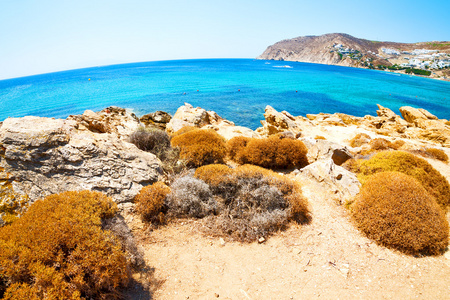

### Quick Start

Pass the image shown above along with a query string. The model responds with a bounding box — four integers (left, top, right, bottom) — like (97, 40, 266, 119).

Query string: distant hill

(258, 33, 450, 79)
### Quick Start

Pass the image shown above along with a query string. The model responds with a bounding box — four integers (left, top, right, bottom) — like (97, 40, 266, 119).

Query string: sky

(0, 0, 449, 80)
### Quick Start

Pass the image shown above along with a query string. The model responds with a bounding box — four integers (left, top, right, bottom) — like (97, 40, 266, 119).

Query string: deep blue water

(1, 59, 449, 129)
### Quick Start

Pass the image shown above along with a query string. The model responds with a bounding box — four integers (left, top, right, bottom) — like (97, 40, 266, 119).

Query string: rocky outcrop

(294, 159, 361, 204)
(306, 140, 353, 166)
(166, 103, 260, 140)
(0, 112, 162, 205)
(140, 111, 172, 129)
(258, 105, 302, 136)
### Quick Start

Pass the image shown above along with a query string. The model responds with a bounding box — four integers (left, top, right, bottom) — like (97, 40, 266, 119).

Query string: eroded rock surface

(0, 113, 161, 204)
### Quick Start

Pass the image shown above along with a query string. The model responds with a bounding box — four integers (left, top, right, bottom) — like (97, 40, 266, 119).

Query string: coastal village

(331, 43, 450, 75)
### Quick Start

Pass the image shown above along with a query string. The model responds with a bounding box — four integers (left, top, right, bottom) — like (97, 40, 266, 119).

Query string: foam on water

(0, 59, 449, 129)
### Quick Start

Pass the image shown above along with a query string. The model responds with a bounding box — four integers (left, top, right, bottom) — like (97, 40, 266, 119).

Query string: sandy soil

(125, 162, 450, 299)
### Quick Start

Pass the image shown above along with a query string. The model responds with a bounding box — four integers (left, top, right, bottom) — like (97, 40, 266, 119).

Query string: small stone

(258, 237, 266, 244)
(219, 238, 226, 246)
(215, 293, 220, 298)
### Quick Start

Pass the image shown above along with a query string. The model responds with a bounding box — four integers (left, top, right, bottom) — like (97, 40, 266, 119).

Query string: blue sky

(0, 0, 449, 80)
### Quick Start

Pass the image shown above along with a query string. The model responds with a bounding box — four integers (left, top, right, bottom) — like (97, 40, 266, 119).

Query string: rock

(261, 105, 301, 135)
(376, 104, 398, 120)
(219, 238, 226, 246)
(67, 106, 141, 138)
(258, 237, 266, 244)
(307, 140, 353, 165)
(296, 159, 361, 203)
(0, 115, 162, 204)
(418, 108, 438, 120)
(399, 106, 428, 124)
(166, 103, 225, 134)
(416, 119, 447, 130)
(140, 111, 172, 129)
(210, 125, 260, 140)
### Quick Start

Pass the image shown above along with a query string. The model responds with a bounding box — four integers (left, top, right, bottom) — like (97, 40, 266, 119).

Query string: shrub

(129, 127, 171, 158)
(229, 135, 308, 169)
(190, 164, 310, 241)
(351, 151, 450, 210)
(135, 182, 171, 223)
(166, 175, 216, 218)
(170, 129, 227, 167)
(0, 191, 129, 300)
(369, 138, 392, 151)
(170, 125, 196, 138)
(351, 172, 449, 255)
(426, 148, 448, 162)
(226, 136, 251, 164)
(349, 133, 371, 147)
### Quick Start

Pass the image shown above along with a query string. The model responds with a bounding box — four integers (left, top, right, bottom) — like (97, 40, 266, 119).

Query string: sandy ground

(124, 162, 450, 299)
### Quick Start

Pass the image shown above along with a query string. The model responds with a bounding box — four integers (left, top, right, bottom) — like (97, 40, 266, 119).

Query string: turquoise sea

(0, 59, 449, 129)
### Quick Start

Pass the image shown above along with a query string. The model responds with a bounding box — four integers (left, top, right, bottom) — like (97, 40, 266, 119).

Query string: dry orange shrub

(0, 191, 129, 300)
(135, 182, 171, 222)
(425, 148, 448, 162)
(349, 133, 371, 147)
(351, 172, 449, 255)
(194, 164, 234, 187)
(228, 135, 308, 169)
(352, 151, 450, 210)
(170, 125, 196, 138)
(171, 129, 227, 167)
(226, 136, 251, 164)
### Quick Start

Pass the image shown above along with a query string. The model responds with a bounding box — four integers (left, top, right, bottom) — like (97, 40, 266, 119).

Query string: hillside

(258, 33, 450, 79)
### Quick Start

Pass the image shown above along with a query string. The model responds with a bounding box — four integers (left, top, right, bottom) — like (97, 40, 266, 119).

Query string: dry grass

(351, 172, 449, 256)
(228, 135, 308, 169)
(0, 191, 129, 299)
(135, 182, 171, 223)
(171, 129, 227, 167)
(226, 136, 251, 164)
(346, 151, 450, 210)
(170, 126, 196, 138)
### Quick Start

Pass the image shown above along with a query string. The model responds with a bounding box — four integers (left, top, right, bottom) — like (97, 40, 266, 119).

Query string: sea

(0, 59, 449, 129)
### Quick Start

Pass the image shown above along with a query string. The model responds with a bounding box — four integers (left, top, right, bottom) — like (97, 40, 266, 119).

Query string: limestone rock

(307, 140, 353, 165)
(166, 103, 227, 134)
(262, 105, 300, 135)
(418, 108, 438, 120)
(67, 106, 141, 138)
(295, 159, 361, 203)
(399, 106, 427, 124)
(376, 104, 397, 120)
(140, 111, 172, 129)
(0, 115, 162, 203)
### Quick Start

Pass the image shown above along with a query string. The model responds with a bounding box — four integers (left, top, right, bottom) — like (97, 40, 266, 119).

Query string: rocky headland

(258, 33, 450, 80)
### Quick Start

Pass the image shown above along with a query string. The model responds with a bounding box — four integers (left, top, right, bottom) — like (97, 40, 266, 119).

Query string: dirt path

(134, 171, 450, 299)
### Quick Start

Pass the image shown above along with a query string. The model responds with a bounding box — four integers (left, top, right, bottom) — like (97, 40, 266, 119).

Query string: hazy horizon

(1, 0, 449, 80)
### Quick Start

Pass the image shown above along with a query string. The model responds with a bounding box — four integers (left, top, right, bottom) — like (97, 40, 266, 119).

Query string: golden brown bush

(0, 191, 129, 300)
(349, 133, 371, 147)
(135, 182, 171, 222)
(229, 135, 308, 169)
(194, 164, 234, 187)
(171, 129, 227, 167)
(226, 136, 251, 164)
(352, 151, 450, 210)
(314, 135, 326, 140)
(426, 148, 449, 162)
(170, 125, 196, 138)
(351, 172, 449, 255)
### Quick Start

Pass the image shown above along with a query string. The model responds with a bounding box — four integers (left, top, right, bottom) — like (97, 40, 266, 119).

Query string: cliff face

(257, 33, 450, 78)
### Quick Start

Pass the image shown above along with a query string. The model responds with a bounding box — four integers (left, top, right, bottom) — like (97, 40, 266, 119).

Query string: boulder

(399, 106, 427, 124)
(306, 140, 353, 165)
(418, 108, 438, 120)
(0, 115, 162, 204)
(376, 104, 398, 120)
(67, 106, 141, 138)
(140, 111, 172, 129)
(295, 159, 361, 204)
(166, 103, 226, 134)
(261, 105, 301, 135)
